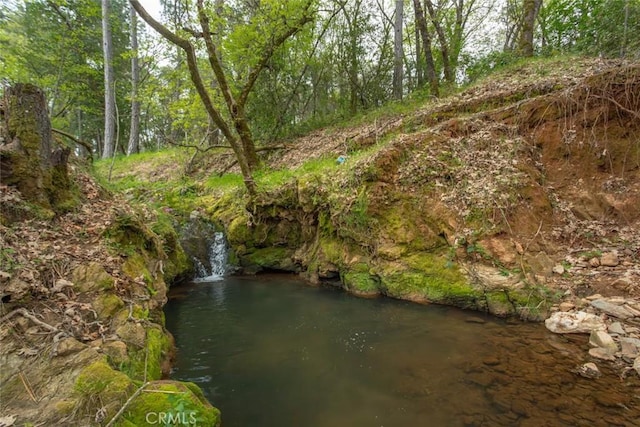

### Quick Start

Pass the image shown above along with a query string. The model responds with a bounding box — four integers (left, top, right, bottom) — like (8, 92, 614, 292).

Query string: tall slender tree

(127, 3, 140, 156)
(392, 0, 403, 100)
(413, 0, 439, 96)
(102, 0, 116, 159)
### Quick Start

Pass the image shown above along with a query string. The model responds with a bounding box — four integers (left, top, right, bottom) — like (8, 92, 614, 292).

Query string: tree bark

(392, 0, 404, 100)
(129, 0, 257, 197)
(425, 0, 453, 84)
(518, 0, 542, 56)
(1, 84, 71, 210)
(413, 0, 439, 97)
(102, 0, 116, 159)
(127, 3, 140, 156)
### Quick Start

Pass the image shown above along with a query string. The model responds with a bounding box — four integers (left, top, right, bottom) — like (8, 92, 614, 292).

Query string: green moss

(92, 293, 125, 320)
(125, 325, 171, 381)
(122, 253, 153, 285)
(319, 237, 344, 265)
(72, 262, 115, 292)
(242, 247, 295, 272)
(104, 211, 163, 257)
(227, 214, 253, 246)
(485, 290, 514, 317)
(379, 253, 479, 307)
(342, 262, 380, 294)
(74, 360, 133, 418)
(119, 381, 221, 427)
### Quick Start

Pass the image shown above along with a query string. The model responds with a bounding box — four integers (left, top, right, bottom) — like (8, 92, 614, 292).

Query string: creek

(165, 275, 639, 426)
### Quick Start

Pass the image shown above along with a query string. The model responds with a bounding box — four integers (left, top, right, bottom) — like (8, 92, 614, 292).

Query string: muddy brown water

(165, 275, 640, 427)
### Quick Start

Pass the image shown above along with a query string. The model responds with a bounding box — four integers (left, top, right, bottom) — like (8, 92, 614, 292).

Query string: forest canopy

(1, 0, 638, 183)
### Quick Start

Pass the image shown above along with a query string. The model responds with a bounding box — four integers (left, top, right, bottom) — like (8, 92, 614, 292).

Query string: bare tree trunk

(102, 0, 116, 159)
(413, 0, 439, 97)
(392, 0, 404, 100)
(518, 0, 542, 56)
(127, 3, 140, 156)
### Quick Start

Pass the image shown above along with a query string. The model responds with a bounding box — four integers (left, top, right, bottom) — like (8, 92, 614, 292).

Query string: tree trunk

(127, 3, 140, 156)
(0, 83, 71, 211)
(414, 10, 424, 88)
(102, 0, 116, 159)
(425, 0, 453, 84)
(518, 0, 542, 56)
(392, 0, 404, 100)
(413, 0, 439, 97)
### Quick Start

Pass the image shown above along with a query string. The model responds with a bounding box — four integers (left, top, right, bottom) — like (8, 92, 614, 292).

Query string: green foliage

(539, 0, 640, 57)
(0, 0, 131, 147)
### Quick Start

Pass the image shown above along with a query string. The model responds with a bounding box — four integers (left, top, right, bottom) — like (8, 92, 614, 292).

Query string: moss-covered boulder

(119, 381, 221, 427)
(72, 262, 115, 293)
(73, 361, 219, 427)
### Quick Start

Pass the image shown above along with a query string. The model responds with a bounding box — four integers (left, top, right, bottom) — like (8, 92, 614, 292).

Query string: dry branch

(1, 308, 59, 333)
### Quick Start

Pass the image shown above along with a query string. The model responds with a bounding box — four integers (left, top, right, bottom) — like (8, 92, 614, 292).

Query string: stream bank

(0, 86, 220, 426)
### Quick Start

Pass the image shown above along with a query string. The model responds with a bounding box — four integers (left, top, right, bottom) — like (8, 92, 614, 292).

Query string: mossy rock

(116, 322, 146, 349)
(118, 381, 220, 427)
(227, 214, 253, 247)
(103, 341, 130, 367)
(72, 262, 115, 293)
(92, 292, 125, 320)
(124, 325, 172, 381)
(74, 359, 134, 421)
(105, 211, 164, 257)
(318, 237, 345, 266)
(484, 290, 515, 317)
(241, 247, 296, 273)
(342, 271, 380, 296)
(122, 253, 152, 284)
(378, 253, 480, 308)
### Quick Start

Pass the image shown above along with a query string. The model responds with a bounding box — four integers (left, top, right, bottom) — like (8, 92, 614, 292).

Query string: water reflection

(165, 275, 640, 427)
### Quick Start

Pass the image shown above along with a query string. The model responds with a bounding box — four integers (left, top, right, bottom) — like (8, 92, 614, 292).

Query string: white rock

(589, 330, 617, 352)
(634, 357, 640, 377)
(545, 311, 606, 334)
(552, 264, 565, 275)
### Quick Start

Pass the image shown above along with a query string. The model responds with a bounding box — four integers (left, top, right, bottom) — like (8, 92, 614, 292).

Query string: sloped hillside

(103, 57, 640, 316)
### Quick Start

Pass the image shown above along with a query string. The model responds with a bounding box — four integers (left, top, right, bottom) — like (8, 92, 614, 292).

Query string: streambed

(165, 275, 639, 426)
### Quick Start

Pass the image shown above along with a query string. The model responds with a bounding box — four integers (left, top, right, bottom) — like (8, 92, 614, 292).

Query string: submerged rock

(545, 311, 606, 334)
(589, 347, 616, 361)
(575, 362, 601, 379)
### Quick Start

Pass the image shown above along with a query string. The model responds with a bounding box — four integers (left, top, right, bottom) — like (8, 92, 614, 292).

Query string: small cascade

(193, 232, 228, 282)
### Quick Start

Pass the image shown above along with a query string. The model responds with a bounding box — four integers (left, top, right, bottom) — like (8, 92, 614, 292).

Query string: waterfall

(193, 232, 228, 282)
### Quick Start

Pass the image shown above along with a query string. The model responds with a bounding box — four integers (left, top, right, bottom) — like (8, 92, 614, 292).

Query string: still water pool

(165, 275, 639, 426)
